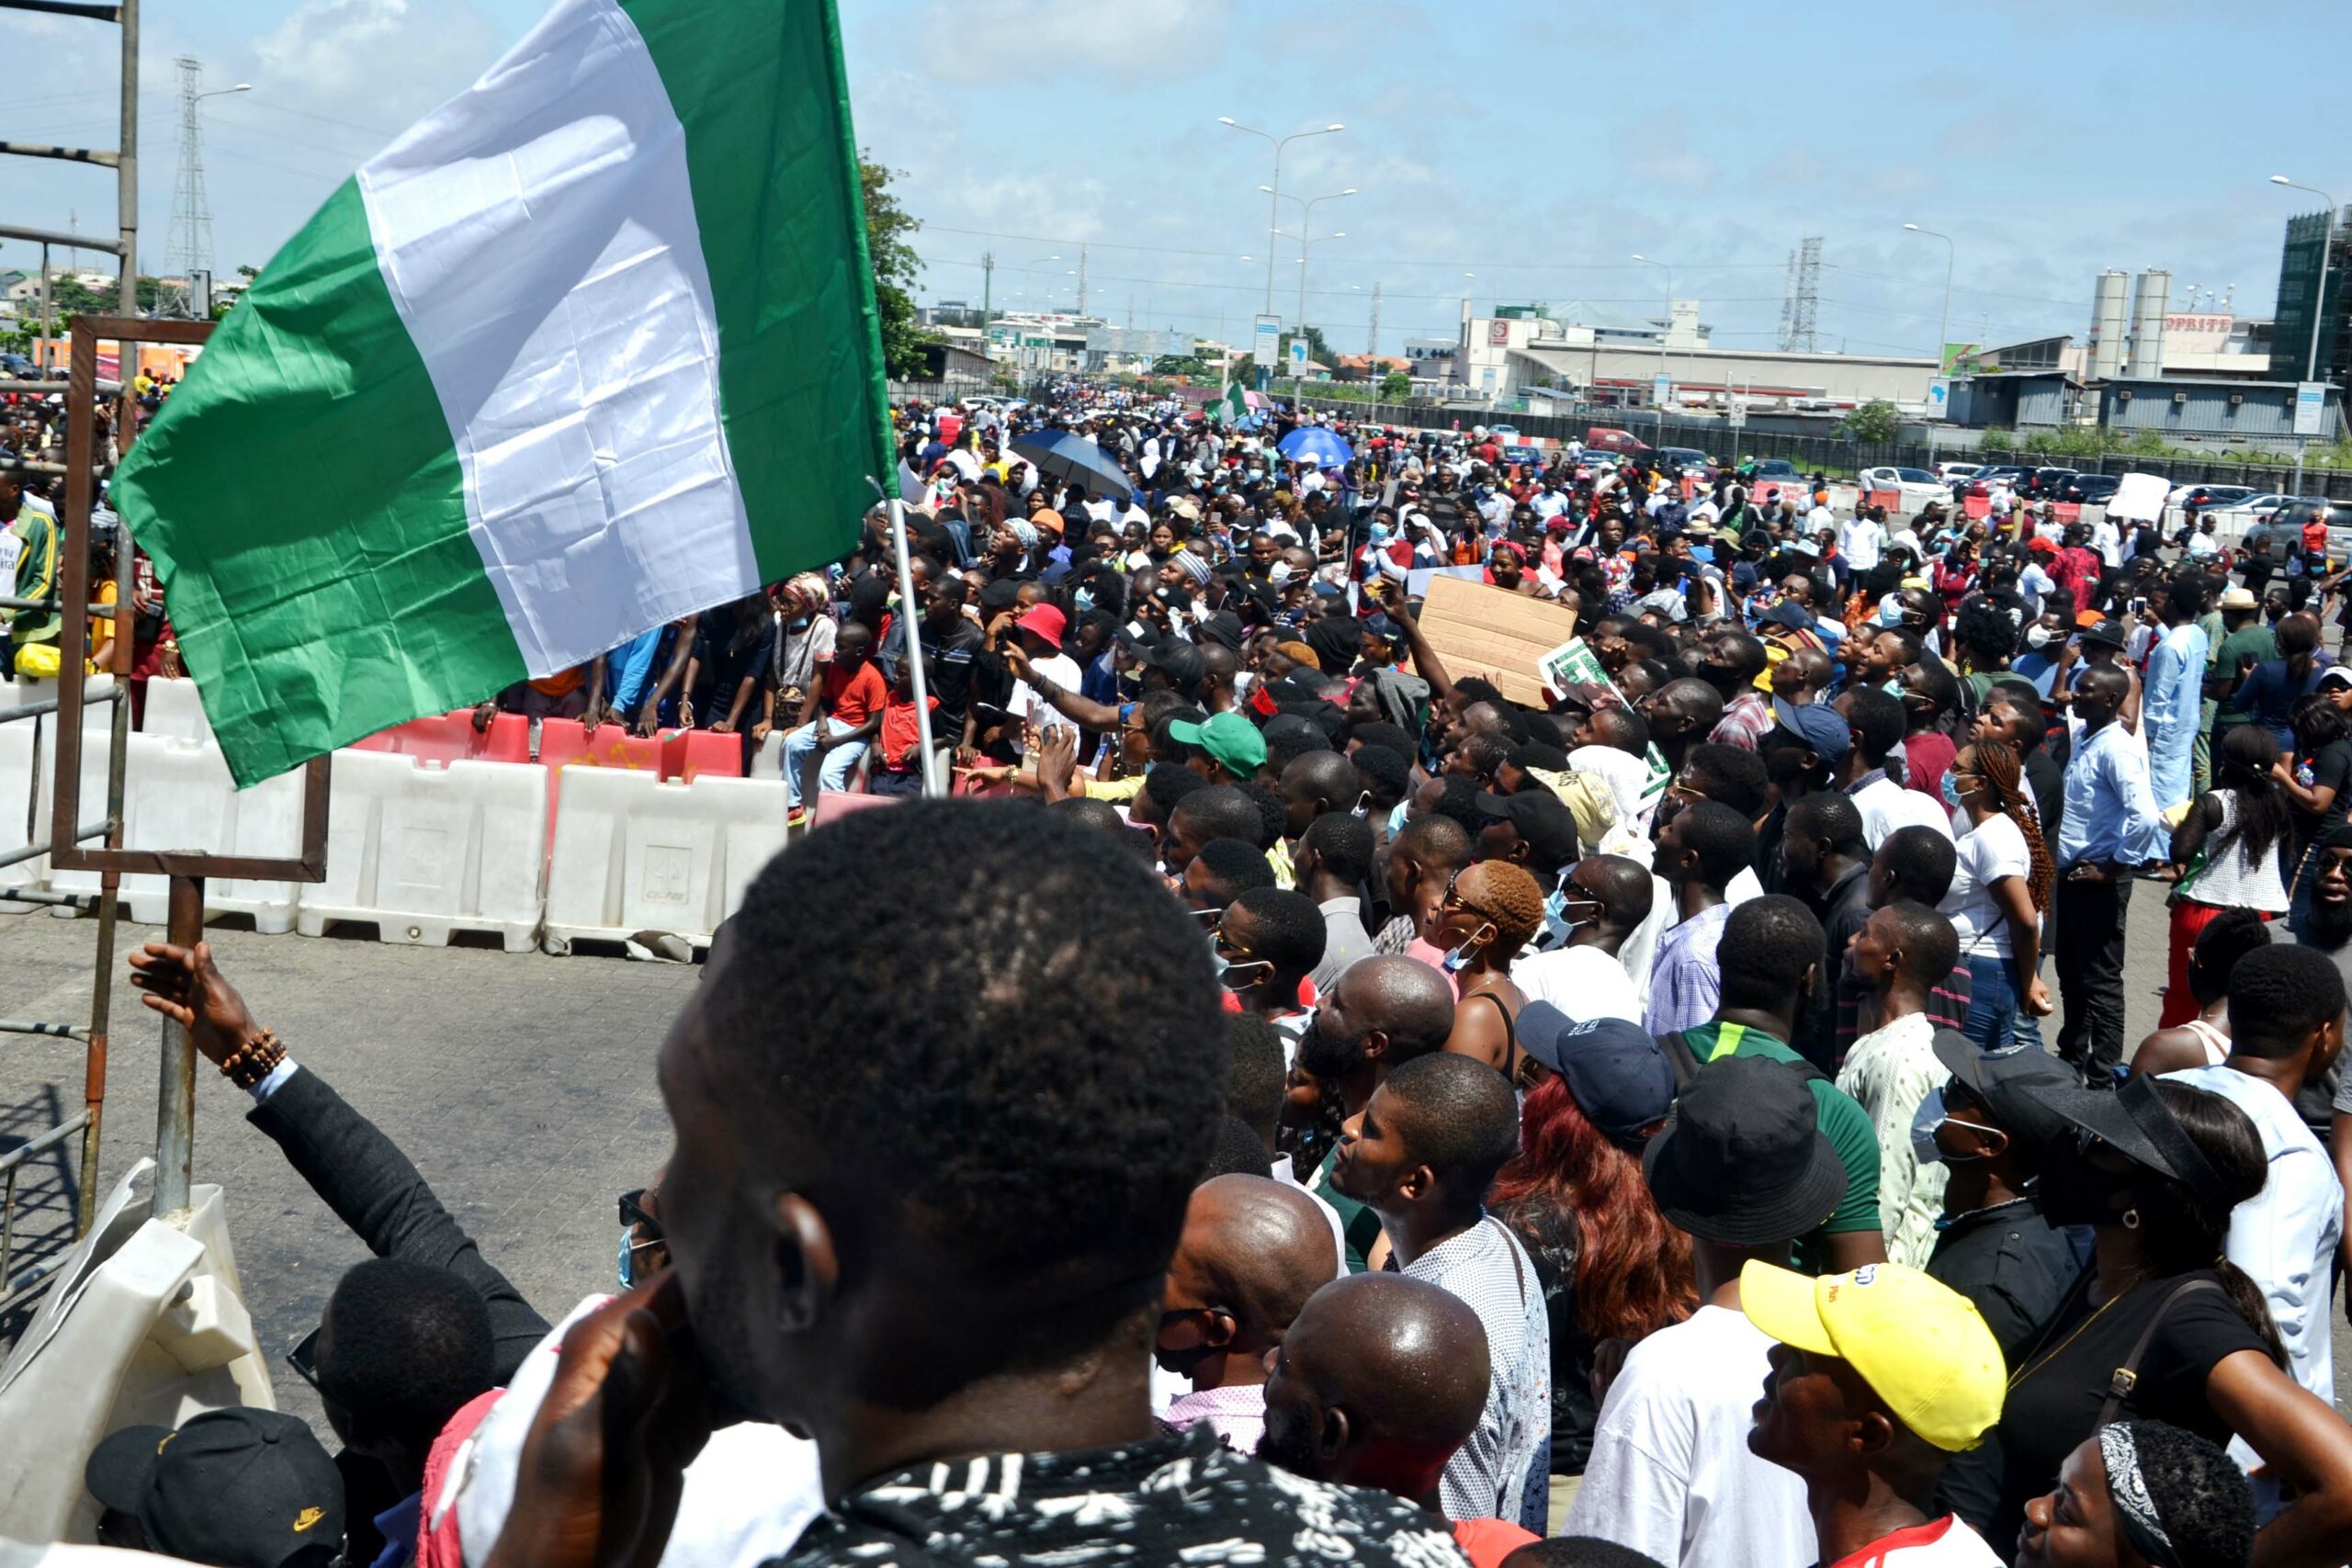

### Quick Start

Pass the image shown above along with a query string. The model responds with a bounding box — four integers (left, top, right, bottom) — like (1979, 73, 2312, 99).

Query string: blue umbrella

(1010, 430, 1136, 501)
(1278, 427, 1354, 468)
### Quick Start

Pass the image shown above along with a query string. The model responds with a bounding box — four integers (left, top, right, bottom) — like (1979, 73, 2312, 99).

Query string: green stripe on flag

(621, 0, 894, 582)
(111, 178, 523, 788)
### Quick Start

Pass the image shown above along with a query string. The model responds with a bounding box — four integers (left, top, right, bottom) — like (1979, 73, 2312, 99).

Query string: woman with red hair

(1491, 1007, 1694, 1531)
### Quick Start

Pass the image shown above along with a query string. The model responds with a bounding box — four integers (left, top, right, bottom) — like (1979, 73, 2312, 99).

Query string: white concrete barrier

(142, 677, 213, 744)
(542, 770, 787, 955)
(49, 734, 303, 933)
(297, 750, 547, 952)
(0, 715, 50, 907)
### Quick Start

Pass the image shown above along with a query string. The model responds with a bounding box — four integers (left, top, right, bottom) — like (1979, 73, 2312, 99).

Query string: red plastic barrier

(537, 719, 664, 774)
(664, 728, 744, 783)
(1868, 488, 1901, 513)
(352, 709, 529, 764)
(809, 791, 899, 829)
(1962, 494, 1991, 520)
(2052, 502, 2083, 525)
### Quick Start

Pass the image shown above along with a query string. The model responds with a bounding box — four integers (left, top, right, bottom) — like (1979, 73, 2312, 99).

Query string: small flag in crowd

(112, 0, 892, 785)
(1207, 382, 1249, 426)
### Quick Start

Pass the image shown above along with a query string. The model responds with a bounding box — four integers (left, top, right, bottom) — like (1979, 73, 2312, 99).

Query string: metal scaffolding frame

(0, 0, 135, 1311)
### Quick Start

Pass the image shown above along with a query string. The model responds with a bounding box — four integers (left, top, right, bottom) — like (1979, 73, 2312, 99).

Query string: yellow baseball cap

(1741, 1260, 2004, 1452)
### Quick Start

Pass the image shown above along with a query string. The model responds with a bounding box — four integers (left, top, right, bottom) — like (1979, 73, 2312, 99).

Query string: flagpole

(886, 495, 944, 797)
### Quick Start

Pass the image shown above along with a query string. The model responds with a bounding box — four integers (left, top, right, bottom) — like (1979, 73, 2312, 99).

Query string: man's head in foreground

(657, 801, 1225, 1495)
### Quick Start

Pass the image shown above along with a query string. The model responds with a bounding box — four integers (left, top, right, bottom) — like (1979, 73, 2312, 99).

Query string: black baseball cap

(2079, 618, 2130, 650)
(1931, 1032, 2074, 1158)
(86, 1408, 345, 1568)
(1145, 638, 1208, 691)
(1517, 1006, 1675, 1140)
(1644, 1055, 1849, 1245)
(1476, 790, 1582, 868)
(2021, 1071, 2227, 1196)
(1196, 610, 1246, 650)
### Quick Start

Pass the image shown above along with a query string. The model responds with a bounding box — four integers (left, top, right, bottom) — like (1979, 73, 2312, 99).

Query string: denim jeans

(1962, 952, 2047, 1054)
(783, 716, 867, 808)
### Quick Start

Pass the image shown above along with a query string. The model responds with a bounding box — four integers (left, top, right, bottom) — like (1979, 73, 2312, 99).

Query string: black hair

(1151, 706, 1211, 763)
(1301, 811, 1375, 886)
(1229, 886, 1328, 978)
(1393, 810, 1472, 872)
(1908, 656, 1959, 717)
(1223, 1013, 1285, 1144)
(1143, 761, 1208, 817)
(1681, 743, 1770, 818)
(2187, 908, 2272, 1013)
(1589, 705, 1650, 756)
(2208, 726, 2290, 872)
(1881, 899, 1960, 987)
(1266, 722, 1333, 774)
(1521, 711, 1568, 751)
(1238, 780, 1288, 850)
(707, 801, 1223, 1332)
(1509, 740, 1570, 774)
(1430, 773, 1490, 838)
(1709, 628, 1770, 683)
(1500, 1540, 1670, 1568)
(1784, 791, 1866, 857)
(1194, 838, 1277, 903)
(1177, 784, 1268, 848)
(1202, 1115, 1273, 1181)
(1453, 676, 1506, 712)
(2165, 577, 2206, 623)
(2291, 691, 2348, 756)
(1984, 678, 2047, 751)
(1049, 796, 1152, 858)
(318, 1258, 495, 1448)
(1673, 800, 1757, 891)
(1876, 823, 1958, 904)
(1461, 730, 1513, 780)
(1380, 1053, 1521, 1211)
(1953, 600, 2018, 666)
(1351, 743, 1410, 807)
(2224, 942, 2346, 1061)
(2109, 1420, 2256, 1568)
(1842, 687, 1905, 767)
(1875, 626, 1923, 665)
(1717, 896, 1827, 1010)
(2143, 1081, 2286, 1368)
(1350, 720, 1415, 757)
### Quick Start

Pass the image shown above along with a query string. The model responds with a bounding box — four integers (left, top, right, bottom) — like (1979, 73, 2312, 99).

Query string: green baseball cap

(1168, 710, 1267, 776)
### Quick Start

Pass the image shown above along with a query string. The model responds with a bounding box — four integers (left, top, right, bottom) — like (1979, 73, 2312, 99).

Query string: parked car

(1484, 423, 1521, 440)
(1500, 445, 1545, 468)
(1859, 465, 1950, 513)
(2170, 484, 2256, 515)
(2022, 467, 2079, 500)
(1961, 463, 2034, 497)
(1585, 426, 1650, 455)
(2063, 474, 2122, 505)
(1935, 462, 1982, 482)
(0, 351, 34, 378)
(1655, 446, 1713, 473)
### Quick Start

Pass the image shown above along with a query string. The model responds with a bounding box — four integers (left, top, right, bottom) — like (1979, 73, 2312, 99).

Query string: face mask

(1883, 678, 1905, 698)
(1910, 1089, 1951, 1168)
(1368, 523, 1392, 545)
(1152, 1312, 1221, 1379)
(1073, 587, 1095, 615)
(2036, 1135, 2142, 1228)
(1442, 924, 1492, 974)
(2025, 625, 2053, 650)
(1940, 770, 1965, 808)
(787, 616, 810, 633)
(616, 1228, 640, 1290)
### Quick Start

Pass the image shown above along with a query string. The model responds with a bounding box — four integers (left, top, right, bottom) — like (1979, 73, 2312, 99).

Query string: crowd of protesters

(20, 379, 2352, 1568)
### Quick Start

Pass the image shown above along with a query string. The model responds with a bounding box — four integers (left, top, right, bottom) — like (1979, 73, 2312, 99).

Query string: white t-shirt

(1008, 651, 1084, 738)
(1566, 1305, 1813, 1568)
(1836, 1517, 2006, 1567)
(1850, 774, 1955, 851)
(1512, 944, 1643, 1024)
(1942, 812, 2030, 959)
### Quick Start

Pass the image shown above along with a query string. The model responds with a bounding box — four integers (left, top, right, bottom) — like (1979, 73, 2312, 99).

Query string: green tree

(1152, 355, 1211, 378)
(1839, 399, 1899, 442)
(1379, 368, 1412, 400)
(860, 154, 931, 379)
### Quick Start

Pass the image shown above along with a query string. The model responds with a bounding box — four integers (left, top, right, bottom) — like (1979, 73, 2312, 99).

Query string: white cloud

(914, 0, 1231, 77)
(248, 0, 500, 126)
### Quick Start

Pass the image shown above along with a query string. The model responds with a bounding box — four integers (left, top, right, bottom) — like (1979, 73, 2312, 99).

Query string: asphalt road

(0, 888, 2342, 1434)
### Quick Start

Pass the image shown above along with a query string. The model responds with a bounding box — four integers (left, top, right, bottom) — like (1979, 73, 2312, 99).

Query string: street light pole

(1219, 118, 1343, 318)
(1631, 254, 1671, 409)
(1902, 222, 1955, 372)
(2269, 176, 2340, 496)
(1263, 186, 1355, 333)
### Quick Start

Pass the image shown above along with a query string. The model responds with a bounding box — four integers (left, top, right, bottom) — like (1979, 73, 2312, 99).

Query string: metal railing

(0, 1111, 92, 1314)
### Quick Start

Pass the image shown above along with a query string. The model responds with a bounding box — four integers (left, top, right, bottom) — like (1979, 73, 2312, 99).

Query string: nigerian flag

(1206, 382, 1248, 425)
(112, 0, 891, 786)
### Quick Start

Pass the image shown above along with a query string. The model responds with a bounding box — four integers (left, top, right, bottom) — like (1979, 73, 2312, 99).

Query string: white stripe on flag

(356, 0, 756, 676)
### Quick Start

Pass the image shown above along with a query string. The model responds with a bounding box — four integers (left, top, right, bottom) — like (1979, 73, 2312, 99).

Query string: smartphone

(2129, 596, 2147, 615)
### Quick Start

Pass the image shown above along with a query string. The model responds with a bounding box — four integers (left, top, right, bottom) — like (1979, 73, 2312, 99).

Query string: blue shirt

(1644, 901, 1732, 1037)
(2054, 722, 2167, 869)
(2143, 621, 2208, 810)
(370, 1492, 421, 1568)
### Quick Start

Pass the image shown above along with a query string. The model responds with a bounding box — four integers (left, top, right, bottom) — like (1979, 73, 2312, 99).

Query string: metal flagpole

(887, 497, 943, 797)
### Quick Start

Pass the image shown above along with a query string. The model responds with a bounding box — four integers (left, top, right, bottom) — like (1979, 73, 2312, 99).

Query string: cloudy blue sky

(5, 0, 2345, 357)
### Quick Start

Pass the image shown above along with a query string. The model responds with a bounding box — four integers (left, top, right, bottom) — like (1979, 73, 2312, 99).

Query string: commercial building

(2273, 206, 2349, 389)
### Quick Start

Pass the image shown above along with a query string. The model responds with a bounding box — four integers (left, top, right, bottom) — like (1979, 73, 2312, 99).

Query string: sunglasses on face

(287, 1325, 322, 1393)
(619, 1188, 662, 1241)
(1440, 868, 1501, 923)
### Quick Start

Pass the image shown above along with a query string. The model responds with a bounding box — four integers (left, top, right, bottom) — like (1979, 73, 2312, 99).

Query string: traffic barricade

(351, 708, 530, 764)
(48, 734, 305, 933)
(295, 750, 547, 952)
(1963, 494, 1991, 520)
(2052, 502, 2083, 525)
(541, 770, 788, 956)
(664, 728, 745, 782)
(141, 677, 212, 744)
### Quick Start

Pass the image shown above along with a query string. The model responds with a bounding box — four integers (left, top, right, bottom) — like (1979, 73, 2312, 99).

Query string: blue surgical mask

(1939, 770, 1964, 808)
(1442, 924, 1492, 973)
(1368, 522, 1392, 545)
(617, 1228, 639, 1289)
(1910, 1089, 1949, 1168)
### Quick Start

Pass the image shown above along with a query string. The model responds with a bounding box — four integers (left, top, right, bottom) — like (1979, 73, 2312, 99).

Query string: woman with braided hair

(2018, 1420, 2256, 1568)
(1940, 737, 2055, 1052)
(2160, 725, 2291, 1027)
